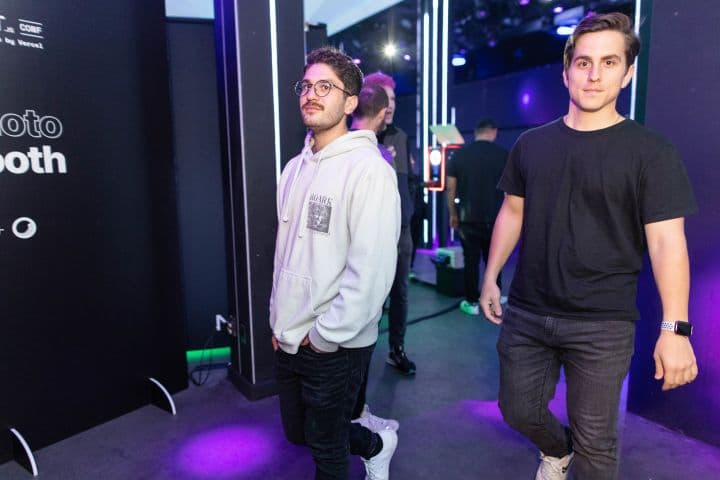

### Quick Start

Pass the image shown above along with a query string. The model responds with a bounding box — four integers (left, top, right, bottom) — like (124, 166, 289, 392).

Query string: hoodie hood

(281, 130, 379, 224)
(311, 129, 378, 162)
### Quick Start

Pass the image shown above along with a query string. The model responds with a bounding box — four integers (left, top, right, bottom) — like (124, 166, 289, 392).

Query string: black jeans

(276, 344, 381, 480)
(389, 226, 412, 348)
(497, 305, 635, 480)
(459, 222, 500, 303)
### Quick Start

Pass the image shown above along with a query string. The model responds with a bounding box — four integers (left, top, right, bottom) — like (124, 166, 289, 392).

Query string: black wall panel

(0, 0, 186, 463)
(628, 1, 720, 447)
(214, 0, 306, 399)
(167, 20, 229, 350)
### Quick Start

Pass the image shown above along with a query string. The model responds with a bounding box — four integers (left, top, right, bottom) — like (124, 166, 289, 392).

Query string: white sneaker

(535, 452, 574, 480)
(352, 404, 400, 432)
(363, 429, 398, 480)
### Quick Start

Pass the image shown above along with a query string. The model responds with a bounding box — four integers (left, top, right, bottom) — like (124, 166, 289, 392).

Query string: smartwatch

(661, 320, 693, 337)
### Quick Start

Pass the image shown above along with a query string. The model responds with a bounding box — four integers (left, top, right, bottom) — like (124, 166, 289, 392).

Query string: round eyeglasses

(294, 80, 354, 97)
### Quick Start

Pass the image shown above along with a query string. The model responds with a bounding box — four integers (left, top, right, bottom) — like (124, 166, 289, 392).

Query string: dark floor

(2, 272, 719, 479)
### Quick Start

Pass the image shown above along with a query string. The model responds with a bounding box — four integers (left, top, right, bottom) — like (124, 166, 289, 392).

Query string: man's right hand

(271, 335, 279, 352)
(480, 281, 503, 325)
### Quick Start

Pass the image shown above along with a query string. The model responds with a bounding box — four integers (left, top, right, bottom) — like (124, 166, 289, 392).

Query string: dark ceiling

(329, 0, 635, 96)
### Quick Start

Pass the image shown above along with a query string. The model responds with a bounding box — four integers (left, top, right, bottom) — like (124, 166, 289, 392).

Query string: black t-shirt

(499, 118, 697, 321)
(446, 140, 508, 223)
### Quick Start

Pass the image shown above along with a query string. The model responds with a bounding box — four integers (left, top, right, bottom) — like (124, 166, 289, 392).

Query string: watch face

(676, 322, 693, 336)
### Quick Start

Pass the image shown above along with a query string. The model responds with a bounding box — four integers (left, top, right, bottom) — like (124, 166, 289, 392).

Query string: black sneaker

(387, 345, 416, 375)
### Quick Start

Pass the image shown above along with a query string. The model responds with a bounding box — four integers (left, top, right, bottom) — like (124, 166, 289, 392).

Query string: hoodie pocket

(271, 269, 317, 338)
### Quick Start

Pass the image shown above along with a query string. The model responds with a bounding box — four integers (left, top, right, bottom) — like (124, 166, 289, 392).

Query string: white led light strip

(269, 0, 282, 183)
(629, 0, 641, 120)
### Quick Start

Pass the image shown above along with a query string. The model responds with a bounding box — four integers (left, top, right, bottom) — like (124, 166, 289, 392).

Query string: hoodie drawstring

(281, 132, 314, 223)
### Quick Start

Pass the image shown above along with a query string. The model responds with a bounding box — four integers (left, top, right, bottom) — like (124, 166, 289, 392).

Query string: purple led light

(553, 6, 564, 14)
(519, 0, 531, 6)
(175, 425, 273, 478)
(353, 58, 362, 65)
(521, 92, 531, 106)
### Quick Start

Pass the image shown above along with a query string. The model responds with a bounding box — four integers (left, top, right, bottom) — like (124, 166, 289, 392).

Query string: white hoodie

(270, 130, 401, 354)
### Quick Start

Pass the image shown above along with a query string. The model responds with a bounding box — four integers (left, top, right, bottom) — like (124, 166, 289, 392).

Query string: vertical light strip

(232, 0, 256, 384)
(629, 0, 641, 120)
(431, 0, 439, 246)
(269, 0, 282, 182)
(422, 12, 430, 181)
(449, 105, 455, 243)
(431, 0, 439, 144)
(422, 11, 430, 244)
(219, 0, 242, 375)
(415, 1, 422, 151)
(441, 0, 449, 125)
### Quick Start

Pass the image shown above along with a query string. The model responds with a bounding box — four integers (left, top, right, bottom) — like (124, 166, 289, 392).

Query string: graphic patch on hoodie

(307, 193, 333, 234)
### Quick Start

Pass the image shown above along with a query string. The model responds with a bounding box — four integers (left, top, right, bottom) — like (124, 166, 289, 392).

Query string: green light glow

(186, 347, 230, 363)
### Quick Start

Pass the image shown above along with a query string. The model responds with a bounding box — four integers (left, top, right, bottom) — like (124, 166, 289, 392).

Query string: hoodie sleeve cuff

(308, 326, 339, 353)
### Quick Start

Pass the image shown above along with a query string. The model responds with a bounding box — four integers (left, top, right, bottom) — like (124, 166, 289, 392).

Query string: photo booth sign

(0, 0, 186, 465)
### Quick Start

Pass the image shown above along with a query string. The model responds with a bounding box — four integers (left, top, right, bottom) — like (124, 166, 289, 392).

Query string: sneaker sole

(386, 358, 416, 375)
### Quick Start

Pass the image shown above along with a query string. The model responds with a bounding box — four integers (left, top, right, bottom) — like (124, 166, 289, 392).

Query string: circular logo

(12, 217, 38, 239)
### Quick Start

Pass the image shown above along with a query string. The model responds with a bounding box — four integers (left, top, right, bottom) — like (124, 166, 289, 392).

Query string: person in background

(445, 118, 508, 316)
(365, 71, 417, 376)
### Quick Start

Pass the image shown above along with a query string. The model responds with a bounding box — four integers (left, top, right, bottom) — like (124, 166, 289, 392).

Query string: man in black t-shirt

(446, 118, 508, 316)
(479, 13, 698, 480)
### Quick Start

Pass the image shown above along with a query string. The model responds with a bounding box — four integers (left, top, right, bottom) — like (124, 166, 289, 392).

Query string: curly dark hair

(304, 46, 363, 96)
(563, 12, 640, 71)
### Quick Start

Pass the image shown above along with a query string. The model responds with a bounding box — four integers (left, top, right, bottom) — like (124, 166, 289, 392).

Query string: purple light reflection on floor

(461, 399, 505, 423)
(462, 378, 571, 426)
(175, 425, 273, 479)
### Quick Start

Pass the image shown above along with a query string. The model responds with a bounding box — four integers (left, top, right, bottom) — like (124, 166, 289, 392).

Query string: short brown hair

(563, 12, 640, 70)
(353, 84, 389, 119)
(305, 47, 363, 96)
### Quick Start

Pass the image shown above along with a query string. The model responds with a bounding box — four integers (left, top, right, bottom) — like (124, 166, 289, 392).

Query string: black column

(214, 0, 306, 399)
(627, 0, 720, 448)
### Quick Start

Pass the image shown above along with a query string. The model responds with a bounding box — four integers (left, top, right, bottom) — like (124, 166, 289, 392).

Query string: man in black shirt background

(446, 118, 508, 316)
(479, 13, 698, 480)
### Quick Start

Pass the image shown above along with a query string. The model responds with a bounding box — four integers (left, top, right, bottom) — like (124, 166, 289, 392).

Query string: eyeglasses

(294, 79, 354, 97)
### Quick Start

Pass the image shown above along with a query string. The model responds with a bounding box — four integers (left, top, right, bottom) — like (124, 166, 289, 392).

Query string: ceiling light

(556, 25, 576, 35)
(451, 54, 466, 67)
(383, 43, 397, 58)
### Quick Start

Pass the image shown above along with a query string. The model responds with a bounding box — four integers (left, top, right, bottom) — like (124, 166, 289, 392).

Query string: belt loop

(544, 316, 554, 337)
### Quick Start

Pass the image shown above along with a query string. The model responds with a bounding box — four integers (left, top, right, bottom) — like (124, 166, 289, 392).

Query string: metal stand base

(9, 428, 38, 476)
(148, 377, 177, 415)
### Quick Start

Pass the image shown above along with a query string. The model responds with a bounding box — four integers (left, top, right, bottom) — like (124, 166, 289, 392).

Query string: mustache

(302, 101, 323, 110)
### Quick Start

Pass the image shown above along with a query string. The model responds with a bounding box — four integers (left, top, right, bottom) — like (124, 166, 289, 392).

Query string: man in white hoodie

(270, 47, 401, 480)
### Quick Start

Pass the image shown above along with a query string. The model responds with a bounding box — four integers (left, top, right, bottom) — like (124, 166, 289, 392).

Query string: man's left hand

(653, 331, 698, 391)
(301, 334, 324, 353)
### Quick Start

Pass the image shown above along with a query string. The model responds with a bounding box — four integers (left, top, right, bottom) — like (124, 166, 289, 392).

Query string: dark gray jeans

(276, 344, 380, 480)
(497, 305, 635, 480)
